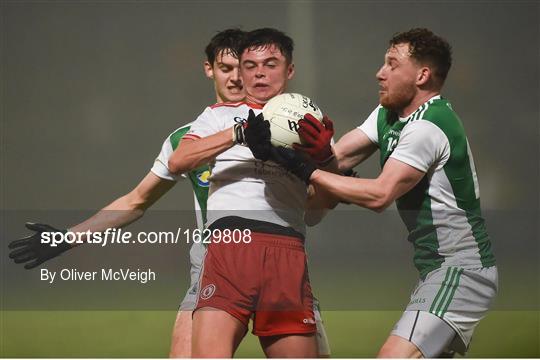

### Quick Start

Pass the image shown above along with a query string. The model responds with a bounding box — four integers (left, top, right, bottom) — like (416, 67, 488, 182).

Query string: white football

(262, 93, 323, 148)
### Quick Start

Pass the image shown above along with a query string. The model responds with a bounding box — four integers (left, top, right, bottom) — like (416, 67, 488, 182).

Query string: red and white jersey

(184, 102, 308, 235)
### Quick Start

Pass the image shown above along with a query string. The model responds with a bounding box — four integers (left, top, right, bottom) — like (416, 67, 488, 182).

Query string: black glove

(9, 222, 72, 269)
(244, 109, 272, 161)
(269, 146, 316, 184)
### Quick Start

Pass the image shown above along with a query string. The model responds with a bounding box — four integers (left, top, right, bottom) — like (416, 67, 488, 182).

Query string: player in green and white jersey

(263, 28, 497, 357)
(152, 122, 211, 357)
(355, 97, 496, 278)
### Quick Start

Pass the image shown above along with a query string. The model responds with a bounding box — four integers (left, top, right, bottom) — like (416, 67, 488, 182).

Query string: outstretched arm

(69, 172, 176, 236)
(9, 172, 175, 269)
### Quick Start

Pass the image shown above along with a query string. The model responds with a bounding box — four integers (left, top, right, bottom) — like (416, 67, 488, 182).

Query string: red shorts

(194, 232, 316, 337)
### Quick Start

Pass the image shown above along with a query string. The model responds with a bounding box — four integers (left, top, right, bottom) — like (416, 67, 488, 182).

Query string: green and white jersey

(151, 123, 210, 228)
(358, 95, 495, 278)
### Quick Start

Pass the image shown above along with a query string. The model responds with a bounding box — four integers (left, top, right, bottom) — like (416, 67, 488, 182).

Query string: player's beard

(380, 82, 416, 113)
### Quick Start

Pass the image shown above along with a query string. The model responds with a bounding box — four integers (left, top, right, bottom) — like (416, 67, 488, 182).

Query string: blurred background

(2, 0, 538, 357)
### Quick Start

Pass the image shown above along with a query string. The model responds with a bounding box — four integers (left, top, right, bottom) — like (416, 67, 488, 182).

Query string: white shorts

(178, 242, 331, 356)
(179, 242, 205, 311)
(313, 298, 331, 357)
(392, 266, 498, 356)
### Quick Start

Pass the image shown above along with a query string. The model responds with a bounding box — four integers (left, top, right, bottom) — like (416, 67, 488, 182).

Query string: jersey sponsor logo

(196, 170, 211, 187)
(253, 161, 289, 177)
(233, 116, 246, 124)
(382, 129, 401, 142)
(200, 284, 216, 300)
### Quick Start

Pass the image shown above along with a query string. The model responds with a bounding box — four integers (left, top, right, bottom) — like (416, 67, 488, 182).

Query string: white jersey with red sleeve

(184, 102, 308, 235)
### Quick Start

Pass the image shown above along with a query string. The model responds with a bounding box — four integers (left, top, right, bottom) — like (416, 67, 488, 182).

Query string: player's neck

(399, 91, 440, 118)
(245, 94, 268, 106)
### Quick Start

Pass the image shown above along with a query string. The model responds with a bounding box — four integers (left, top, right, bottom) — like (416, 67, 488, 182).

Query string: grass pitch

(1, 310, 538, 357)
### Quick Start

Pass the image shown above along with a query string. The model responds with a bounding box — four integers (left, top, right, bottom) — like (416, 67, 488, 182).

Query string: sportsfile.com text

(40, 228, 253, 247)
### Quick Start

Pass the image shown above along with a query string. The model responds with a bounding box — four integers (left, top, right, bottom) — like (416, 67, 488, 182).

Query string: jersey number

(386, 136, 398, 152)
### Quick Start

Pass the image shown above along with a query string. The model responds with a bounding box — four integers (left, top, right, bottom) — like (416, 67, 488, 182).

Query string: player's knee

(377, 346, 421, 358)
(260, 333, 318, 358)
(377, 342, 401, 358)
(377, 336, 423, 358)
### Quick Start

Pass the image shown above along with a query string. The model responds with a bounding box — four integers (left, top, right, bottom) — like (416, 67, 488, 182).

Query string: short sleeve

(390, 119, 450, 173)
(150, 124, 193, 181)
(183, 107, 223, 141)
(357, 106, 381, 145)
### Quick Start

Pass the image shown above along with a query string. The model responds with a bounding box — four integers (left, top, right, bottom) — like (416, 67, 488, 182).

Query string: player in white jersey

(168, 28, 333, 358)
(8, 29, 246, 358)
(153, 31, 330, 359)
(256, 28, 497, 357)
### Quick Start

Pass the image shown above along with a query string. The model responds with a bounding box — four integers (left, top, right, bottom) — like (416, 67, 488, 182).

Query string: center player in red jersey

(168, 28, 327, 357)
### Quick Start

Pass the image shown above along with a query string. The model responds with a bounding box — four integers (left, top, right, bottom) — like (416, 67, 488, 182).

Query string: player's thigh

(388, 310, 456, 358)
(169, 243, 205, 357)
(169, 310, 192, 358)
(259, 333, 318, 358)
(378, 335, 423, 358)
(192, 306, 247, 358)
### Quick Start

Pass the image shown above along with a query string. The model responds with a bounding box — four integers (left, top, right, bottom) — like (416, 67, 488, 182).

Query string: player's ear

(287, 62, 295, 80)
(416, 66, 431, 86)
(204, 61, 214, 79)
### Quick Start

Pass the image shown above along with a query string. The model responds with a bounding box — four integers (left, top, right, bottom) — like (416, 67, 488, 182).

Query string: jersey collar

(246, 102, 264, 109)
(398, 94, 442, 122)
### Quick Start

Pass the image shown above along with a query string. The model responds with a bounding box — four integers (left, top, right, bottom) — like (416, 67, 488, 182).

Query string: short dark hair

(205, 28, 245, 64)
(239, 28, 294, 64)
(390, 28, 452, 84)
